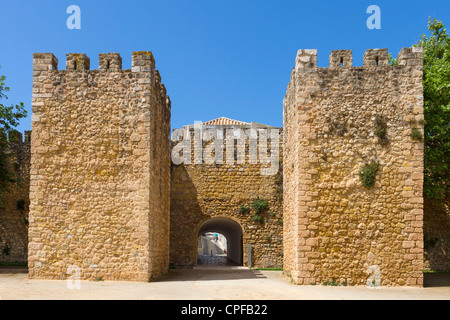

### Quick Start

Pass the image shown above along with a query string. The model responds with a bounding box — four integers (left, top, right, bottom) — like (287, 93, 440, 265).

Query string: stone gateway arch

(24, 47, 424, 286)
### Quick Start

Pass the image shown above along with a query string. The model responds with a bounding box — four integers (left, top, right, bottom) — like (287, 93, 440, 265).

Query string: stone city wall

(170, 124, 284, 268)
(283, 48, 425, 286)
(0, 131, 30, 263)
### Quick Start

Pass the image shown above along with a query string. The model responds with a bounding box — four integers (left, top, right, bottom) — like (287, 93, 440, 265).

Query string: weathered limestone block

(329, 50, 353, 68)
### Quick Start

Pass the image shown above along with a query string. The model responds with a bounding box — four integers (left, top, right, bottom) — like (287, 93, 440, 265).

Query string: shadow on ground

(157, 267, 267, 282)
(3, 265, 449, 288)
(0, 266, 27, 274)
(424, 273, 450, 288)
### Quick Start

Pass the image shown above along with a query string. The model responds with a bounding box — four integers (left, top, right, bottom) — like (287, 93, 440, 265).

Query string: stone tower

(28, 52, 171, 281)
(283, 48, 424, 286)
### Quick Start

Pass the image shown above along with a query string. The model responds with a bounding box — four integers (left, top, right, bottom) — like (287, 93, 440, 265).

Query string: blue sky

(0, 0, 448, 134)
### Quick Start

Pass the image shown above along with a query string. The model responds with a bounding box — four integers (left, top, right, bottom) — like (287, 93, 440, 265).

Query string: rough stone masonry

(20, 46, 425, 286)
(170, 120, 284, 269)
(28, 52, 171, 281)
(283, 47, 424, 286)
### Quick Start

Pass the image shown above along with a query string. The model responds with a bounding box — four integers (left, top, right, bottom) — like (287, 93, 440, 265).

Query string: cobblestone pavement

(197, 255, 239, 266)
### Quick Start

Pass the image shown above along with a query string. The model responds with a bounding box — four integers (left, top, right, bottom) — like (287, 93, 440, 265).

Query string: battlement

(295, 47, 423, 70)
(32, 51, 171, 115)
(33, 51, 158, 72)
(284, 45, 424, 287)
(1, 130, 31, 146)
(29, 50, 172, 282)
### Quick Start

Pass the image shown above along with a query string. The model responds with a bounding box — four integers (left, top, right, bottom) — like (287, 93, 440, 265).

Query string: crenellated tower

(28, 52, 171, 281)
(283, 47, 424, 287)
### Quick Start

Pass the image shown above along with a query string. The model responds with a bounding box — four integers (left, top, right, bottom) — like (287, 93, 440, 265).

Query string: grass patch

(250, 198, 269, 215)
(410, 128, 423, 142)
(92, 277, 104, 282)
(251, 214, 264, 224)
(0, 261, 27, 266)
(238, 204, 250, 214)
(359, 161, 380, 189)
(374, 115, 389, 145)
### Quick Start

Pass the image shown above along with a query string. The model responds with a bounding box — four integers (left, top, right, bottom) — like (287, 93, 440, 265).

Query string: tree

(0, 68, 28, 202)
(416, 18, 450, 202)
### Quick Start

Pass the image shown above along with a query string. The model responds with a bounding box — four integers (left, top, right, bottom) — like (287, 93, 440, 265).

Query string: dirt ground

(0, 266, 449, 300)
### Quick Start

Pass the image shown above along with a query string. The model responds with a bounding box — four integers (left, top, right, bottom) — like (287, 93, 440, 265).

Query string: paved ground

(197, 255, 240, 266)
(0, 266, 449, 300)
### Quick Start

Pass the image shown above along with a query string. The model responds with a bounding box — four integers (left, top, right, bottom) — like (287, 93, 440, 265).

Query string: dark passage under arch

(197, 217, 243, 266)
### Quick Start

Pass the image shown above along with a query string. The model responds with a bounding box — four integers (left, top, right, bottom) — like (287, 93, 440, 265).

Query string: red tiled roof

(201, 117, 250, 126)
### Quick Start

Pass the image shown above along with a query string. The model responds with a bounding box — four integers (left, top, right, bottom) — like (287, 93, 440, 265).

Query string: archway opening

(197, 232, 228, 264)
(197, 217, 243, 266)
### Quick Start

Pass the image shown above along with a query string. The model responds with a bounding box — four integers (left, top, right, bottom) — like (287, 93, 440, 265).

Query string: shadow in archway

(197, 217, 243, 267)
(0, 265, 27, 274)
(424, 273, 450, 287)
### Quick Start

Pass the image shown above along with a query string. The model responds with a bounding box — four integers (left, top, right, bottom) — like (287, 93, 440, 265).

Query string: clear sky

(0, 0, 448, 134)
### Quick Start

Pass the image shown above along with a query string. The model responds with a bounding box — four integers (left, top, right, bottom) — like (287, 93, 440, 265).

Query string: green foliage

(16, 199, 26, 212)
(416, 18, 450, 201)
(410, 127, 423, 142)
(359, 161, 380, 189)
(0, 73, 27, 132)
(374, 115, 388, 145)
(238, 204, 250, 214)
(251, 198, 267, 223)
(388, 52, 399, 66)
(251, 214, 264, 224)
(0, 132, 15, 206)
(2, 243, 11, 256)
(322, 279, 337, 286)
(0, 261, 27, 266)
(0, 69, 27, 202)
(239, 198, 269, 224)
(424, 236, 439, 250)
(250, 198, 269, 215)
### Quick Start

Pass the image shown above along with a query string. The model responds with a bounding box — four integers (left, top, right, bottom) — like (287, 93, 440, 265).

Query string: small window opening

(106, 60, 111, 70)
(340, 57, 344, 67)
(375, 56, 379, 66)
(73, 60, 77, 70)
